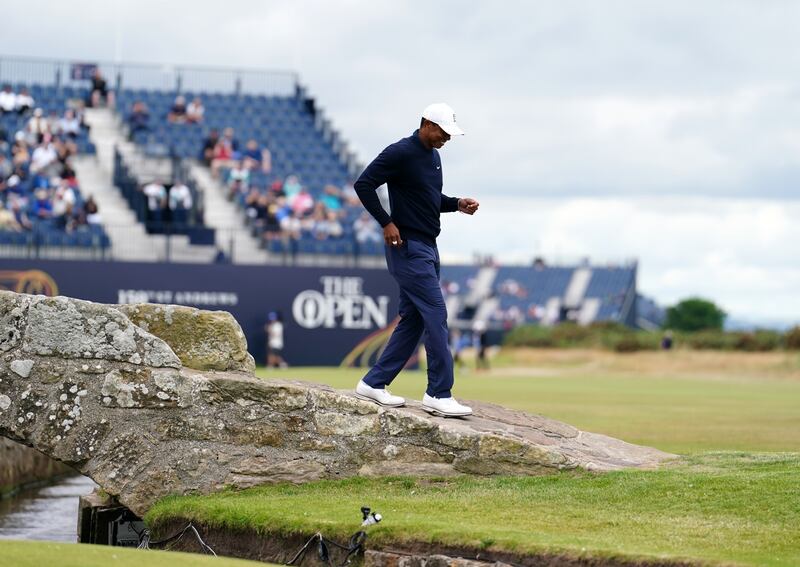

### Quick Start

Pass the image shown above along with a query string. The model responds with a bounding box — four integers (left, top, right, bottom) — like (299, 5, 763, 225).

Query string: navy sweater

(355, 130, 459, 246)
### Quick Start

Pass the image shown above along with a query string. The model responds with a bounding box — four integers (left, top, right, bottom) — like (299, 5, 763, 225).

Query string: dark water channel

(0, 475, 97, 542)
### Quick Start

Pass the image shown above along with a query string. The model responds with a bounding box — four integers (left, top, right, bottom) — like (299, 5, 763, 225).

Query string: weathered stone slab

(0, 291, 675, 517)
(117, 303, 255, 373)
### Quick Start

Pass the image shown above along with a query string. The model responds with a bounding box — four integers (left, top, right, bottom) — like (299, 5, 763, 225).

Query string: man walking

(354, 103, 479, 417)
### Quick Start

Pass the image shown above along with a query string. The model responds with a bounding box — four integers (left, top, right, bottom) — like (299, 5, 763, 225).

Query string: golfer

(354, 103, 479, 417)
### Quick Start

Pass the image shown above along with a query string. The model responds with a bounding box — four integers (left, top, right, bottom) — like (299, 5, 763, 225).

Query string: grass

(146, 453, 800, 567)
(257, 349, 800, 454)
(0, 540, 274, 567)
(144, 349, 800, 566)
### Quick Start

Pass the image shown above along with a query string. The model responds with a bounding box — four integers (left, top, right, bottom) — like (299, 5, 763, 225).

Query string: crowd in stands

(124, 97, 383, 250)
(0, 85, 101, 235)
(208, 126, 380, 248)
(233, 176, 382, 247)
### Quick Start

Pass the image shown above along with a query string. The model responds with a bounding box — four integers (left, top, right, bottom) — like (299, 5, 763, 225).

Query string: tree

(664, 297, 726, 332)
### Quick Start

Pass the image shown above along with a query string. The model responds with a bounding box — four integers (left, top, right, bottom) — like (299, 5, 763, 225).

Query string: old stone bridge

(0, 290, 673, 516)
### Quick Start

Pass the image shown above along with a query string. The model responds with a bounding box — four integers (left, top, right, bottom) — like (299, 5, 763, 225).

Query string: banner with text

(0, 260, 400, 366)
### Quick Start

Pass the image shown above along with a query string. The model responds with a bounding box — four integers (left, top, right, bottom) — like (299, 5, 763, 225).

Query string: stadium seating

(0, 84, 110, 254)
(487, 265, 636, 324)
(116, 88, 380, 257)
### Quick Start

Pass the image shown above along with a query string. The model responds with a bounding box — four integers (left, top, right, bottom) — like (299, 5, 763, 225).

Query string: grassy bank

(144, 350, 799, 566)
(146, 453, 800, 566)
(0, 540, 273, 567)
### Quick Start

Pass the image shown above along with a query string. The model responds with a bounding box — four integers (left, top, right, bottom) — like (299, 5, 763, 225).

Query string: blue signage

(0, 260, 401, 367)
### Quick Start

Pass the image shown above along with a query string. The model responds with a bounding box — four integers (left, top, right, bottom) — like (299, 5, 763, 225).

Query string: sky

(1, 1, 798, 325)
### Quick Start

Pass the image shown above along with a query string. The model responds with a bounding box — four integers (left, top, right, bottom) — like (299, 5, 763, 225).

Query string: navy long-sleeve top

(354, 129, 459, 246)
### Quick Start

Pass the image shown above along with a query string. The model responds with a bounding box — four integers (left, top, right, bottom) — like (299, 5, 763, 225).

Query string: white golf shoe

(355, 380, 405, 407)
(422, 394, 473, 417)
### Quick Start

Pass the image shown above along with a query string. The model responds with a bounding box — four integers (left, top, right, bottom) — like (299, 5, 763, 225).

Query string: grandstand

(0, 55, 653, 366)
(0, 82, 111, 258)
(440, 261, 639, 333)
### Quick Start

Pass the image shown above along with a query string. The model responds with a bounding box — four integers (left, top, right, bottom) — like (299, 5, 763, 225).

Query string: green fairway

(0, 540, 273, 567)
(147, 453, 800, 567)
(256, 350, 800, 454)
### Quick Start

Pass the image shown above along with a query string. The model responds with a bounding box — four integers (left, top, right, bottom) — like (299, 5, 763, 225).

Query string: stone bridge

(0, 290, 673, 516)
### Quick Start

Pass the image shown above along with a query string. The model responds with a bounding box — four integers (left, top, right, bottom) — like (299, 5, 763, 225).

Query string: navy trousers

(363, 238, 454, 398)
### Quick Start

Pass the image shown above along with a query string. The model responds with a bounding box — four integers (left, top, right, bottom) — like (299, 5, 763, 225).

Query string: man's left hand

(458, 198, 480, 215)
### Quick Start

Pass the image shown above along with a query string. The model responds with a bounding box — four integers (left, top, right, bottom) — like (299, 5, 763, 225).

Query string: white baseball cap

(422, 103, 464, 136)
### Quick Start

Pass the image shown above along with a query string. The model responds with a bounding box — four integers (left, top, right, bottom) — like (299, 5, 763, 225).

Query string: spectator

(186, 97, 204, 123)
(58, 109, 82, 139)
(211, 247, 228, 264)
(89, 68, 115, 108)
(450, 329, 467, 370)
(227, 178, 248, 203)
(226, 161, 250, 199)
(320, 184, 342, 211)
(268, 179, 285, 198)
(264, 311, 288, 368)
(4, 175, 26, 203)
(15, 87, 34, 115)
(11, 135, 29, 167)
(283, 174, 302, 199)
(167, 95, 187, 123)
(261, 194, 282, 241)
(30, 188, 53, 220)
(241, 138, 271, 173)
(9, 198, 32, 230)
(84, 195, 101, 225)
(276, 201, 301, 240)
(472, 320, 490, 371)
(0, 85, 16, 114)
(200, 128, 219, 166)
(128, 101, 150, 137)
(30, 138, 59, 177)
(661, 330, 674, 350)
(53, 136, 77, 169)
(245, 187, 266, 222)
(168, 181, 193, 226)
(142, 179, 167, 226)
(46, 109, 61, 134)
(353, 211, 381, 244)
(52, 184, 76, 231)
(313, 210, 343, 240)
(0, 201, 23, 231)
(0, 153, 12, 181)
(290, 186, 314, 216)
(210, 127, 239, 178)
(26, 108, 50, 144)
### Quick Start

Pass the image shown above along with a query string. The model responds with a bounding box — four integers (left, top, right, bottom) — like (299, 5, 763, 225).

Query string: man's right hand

(383, 222, 403, 247)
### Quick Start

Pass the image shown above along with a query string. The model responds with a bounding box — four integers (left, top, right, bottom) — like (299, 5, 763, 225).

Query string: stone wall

(0, 438, 72, 497)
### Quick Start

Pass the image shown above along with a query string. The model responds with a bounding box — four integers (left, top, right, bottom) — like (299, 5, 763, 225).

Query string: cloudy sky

(2, 1, 798, 325)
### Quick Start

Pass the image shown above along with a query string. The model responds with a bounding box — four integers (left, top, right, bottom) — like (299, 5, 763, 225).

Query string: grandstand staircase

(76, 108, 221, 263)
(185, 163, 269, 264)
(459, 266, 499, 327)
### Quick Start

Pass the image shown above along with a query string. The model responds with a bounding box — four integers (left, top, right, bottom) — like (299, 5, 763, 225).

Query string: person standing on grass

(353, 103, 479, 417)
(265, 311, 287, 369)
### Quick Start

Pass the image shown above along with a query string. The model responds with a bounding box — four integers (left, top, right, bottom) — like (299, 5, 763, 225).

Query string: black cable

(286, 531, 367, 567)
(137, 522, 216, 556)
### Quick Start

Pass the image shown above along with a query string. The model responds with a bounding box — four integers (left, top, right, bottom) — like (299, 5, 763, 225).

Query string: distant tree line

(504, 297, 800, 353)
